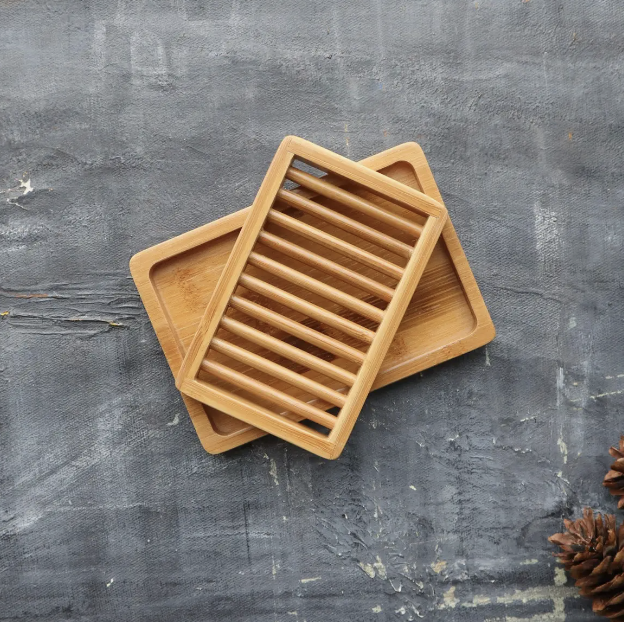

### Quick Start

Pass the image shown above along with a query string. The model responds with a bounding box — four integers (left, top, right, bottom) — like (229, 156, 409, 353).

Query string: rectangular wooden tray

(130, 142, 495, 455)
(176, 136, 448, 459)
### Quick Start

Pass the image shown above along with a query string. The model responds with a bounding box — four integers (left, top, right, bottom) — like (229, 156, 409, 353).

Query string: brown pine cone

(604, 436, 624, 510)
(549, 508, 624, 620)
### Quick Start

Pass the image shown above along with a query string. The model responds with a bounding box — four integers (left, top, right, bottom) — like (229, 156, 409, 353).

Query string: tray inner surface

(151, 160, 476, 438)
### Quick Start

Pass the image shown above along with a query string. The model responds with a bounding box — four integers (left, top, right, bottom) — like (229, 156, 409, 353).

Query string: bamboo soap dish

(176, 136, 448, 459)
(129, 143, 495, 455)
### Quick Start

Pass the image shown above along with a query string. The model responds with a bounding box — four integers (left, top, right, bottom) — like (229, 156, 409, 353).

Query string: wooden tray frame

(130, 142, 495, 455)
(176, 137, 448, 459)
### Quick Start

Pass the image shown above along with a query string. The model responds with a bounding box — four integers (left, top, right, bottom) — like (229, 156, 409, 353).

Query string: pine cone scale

(605, 437, 624, 510)
(592, 593, 624, 620)
(609, 437, 624, 460)
(550, 508, 624, 621)
(550, 438, 624, 621)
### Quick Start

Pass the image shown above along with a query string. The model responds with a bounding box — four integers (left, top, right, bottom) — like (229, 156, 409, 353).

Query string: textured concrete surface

(1, 1, 623, 620)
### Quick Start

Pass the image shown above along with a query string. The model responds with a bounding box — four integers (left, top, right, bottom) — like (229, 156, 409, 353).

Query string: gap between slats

(209, 337, 347, 407)
(286, 166, 423, 238)
(267, 210, 405, 280)
(200, 359, 337, 429)
(229, 295, 367, 364)
(219, 316, 357, 386)
(237, 273, 376, 344)
(276, 188, 413, 259)
(246, 251, 385, 323)
(257, 230, 395, 303)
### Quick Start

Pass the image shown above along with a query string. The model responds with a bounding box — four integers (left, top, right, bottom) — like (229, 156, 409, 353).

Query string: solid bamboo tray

(176, 136, 449, 459)
(130, 142, 495, 455)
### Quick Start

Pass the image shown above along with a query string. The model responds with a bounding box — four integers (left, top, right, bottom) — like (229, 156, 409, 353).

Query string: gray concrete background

(1, 1, 623, 620)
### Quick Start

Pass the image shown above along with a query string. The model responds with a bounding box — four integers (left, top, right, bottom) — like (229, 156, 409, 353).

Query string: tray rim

(130, 141, 495, 454)
(177, 136, 451, 459)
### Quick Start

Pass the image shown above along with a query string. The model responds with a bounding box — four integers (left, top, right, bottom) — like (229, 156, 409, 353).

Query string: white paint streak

(520, 559, 539, 566)
(269, 458, 279, 487)
(300, 577, 321, 584)
(5, 175, 34, 204)
(358, 562, 376, 578)
(557, 437, 568, 464)
(554, 567, 566, 586)
(19, 178, 33, 195)
(462, 595, 492, 608)
(358, 556, 386, 580)
(442, 568, 577, 620)
(443, 586, 459, 609)
(571, 389, 624, 402)
(372, 605, 382, 613)
(373, 556, 387, 580)
(106, 578, 114, 587)
(532, 199, 560, 272)
(485, 346, 491, 366)
(430, 560, 447, 574)
(556, 367, 564, 409)
(166, 413, 180, 426)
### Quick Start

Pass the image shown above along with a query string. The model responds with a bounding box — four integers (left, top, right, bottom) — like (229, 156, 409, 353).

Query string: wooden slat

(277, 188, 413, 258)
(210, 337, 347, 407)
(177, 136, 449, 459)
(229, 295, 366, 364)
(195, 380, 330, 443)
(220, 316, 357, 386)
(200, 359, 337, 429)
(286, 167, 423, 238)
(267, 210, 404, 280)
(247, 252, 385, 323)
(258, 230, 395, 303)
(237, 274, 376, 344)
(136, 140, 492, 459)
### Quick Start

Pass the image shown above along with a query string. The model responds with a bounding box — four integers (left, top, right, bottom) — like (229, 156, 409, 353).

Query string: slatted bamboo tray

(129, 142, 495, 455)
(176, 136, 448, 459)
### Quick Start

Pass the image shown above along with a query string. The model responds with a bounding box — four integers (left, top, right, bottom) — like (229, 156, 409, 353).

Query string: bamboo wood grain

(286, 167, 423, 237)
(200, 359, 337, 429)
(246, 252, 385, 322)
(267, 209, 405, 280)
(257, 231, 395, 302)
(219, 316, 357, 385)
(229, 295, 367, 364)
(194, 380, 331, 451)
(237, 274, 376, 344)
(276, 188, 413, 258)
(177, 137, 449, 459)
(209, 337, 347, 408)
(283, 142, 445, 216)
(129, 142, 495, 455)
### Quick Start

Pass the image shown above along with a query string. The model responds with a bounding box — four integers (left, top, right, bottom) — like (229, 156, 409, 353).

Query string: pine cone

(604, 436, 624, 510)
(549, 508, 624, 620)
